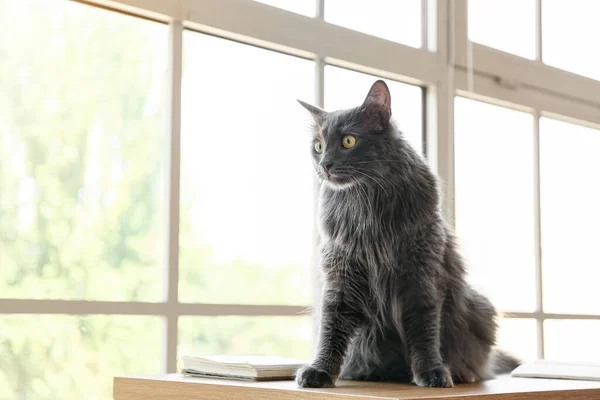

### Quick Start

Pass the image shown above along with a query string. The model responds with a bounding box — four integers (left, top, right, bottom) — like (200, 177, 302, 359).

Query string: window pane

(0, 1, 167, 301)
(543, 0, 600, 81)
(469, 0, 536, 59)
(324, 66, 423, 154)
(180, 32, 314, 305)
(455, 97, 535, 312)
(540, 118, 600, 314)
(0, 315, 161, 399)
(253, 0, 315, 17)
(545, 320, 600, 363)
(178, 316, 312, 359)
(498, 318, 538, 363)
(325, 0, 421, 48)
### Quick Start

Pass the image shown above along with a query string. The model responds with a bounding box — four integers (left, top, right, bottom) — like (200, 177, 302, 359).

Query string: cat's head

(298, 80, 394, 189)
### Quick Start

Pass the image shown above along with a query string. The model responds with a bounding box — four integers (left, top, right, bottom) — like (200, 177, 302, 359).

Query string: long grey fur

(295, 80, 520, 389)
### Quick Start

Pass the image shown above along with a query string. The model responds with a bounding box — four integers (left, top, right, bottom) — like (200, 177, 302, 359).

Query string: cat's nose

(320, 161, 333, 172)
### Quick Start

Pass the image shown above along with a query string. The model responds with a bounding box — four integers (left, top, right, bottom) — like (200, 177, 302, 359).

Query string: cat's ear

(297, 100, 327, 125)
(361, 80, 392, 132)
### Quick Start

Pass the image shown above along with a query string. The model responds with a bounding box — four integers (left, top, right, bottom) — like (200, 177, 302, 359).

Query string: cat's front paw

(296, 365, 335, 388)
(413, 365, 454, 388)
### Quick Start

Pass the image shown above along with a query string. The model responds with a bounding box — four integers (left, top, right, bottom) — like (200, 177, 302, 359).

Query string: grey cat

(295, 80, 519, 388)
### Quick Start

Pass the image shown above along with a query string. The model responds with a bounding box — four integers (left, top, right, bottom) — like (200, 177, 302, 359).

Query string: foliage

(0, 2, 311, 399)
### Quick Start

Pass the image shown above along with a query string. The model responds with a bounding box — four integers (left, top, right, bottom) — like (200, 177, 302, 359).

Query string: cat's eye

(342, 135, 357, 149)
(314, 140, 324, 153)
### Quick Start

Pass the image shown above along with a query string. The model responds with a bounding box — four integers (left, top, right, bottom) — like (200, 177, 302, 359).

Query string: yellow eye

(342, 135, 357, 149)
(314, 140, 324, 153)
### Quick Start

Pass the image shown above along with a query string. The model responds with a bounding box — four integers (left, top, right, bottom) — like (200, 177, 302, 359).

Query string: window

(497, 319, 538, 363)
(454, 98, 538, 363)
(178, 316, 312, 360)
(455, 98, 536, 313)
(1, 2, 167, 397)
(539, 118, 600, 315)
(453, 0, 600, 362)
(253, 0, 315, 16)
(325, 0, 422, 48)
(545, 320, 600, 363)
(455, 97, 600, 362)
(0, 0, 168, 302)
(455, 0, 600, 108)
(542, 0, 600, 81)
(2, 1, 427, 397)
(468, 0, 536, 59)
(0, 315, 161, 399)
(179, 31, 315, 306)
(3, 0, 600, 398)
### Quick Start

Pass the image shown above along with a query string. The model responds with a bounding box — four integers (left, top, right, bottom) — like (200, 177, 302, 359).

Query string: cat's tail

(489, 348, 521, 375)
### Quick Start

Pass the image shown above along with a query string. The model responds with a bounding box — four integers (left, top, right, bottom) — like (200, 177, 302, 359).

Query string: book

(511, 361, 600, 381)
(178, 355, 307, 381)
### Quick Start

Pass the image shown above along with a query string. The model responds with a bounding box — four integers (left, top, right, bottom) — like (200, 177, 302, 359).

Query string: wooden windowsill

(114, 374, 600, 399)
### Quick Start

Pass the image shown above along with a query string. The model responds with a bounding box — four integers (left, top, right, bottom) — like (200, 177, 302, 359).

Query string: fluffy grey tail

(490, 348, 521, 375)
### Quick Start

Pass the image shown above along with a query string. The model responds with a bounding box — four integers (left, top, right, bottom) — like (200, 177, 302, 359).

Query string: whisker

(351, 160, 401, 164)
(352, 169, 391, 197)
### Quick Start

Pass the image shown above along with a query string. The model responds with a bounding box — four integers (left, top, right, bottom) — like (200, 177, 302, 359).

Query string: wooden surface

(114, 374, 600, 400)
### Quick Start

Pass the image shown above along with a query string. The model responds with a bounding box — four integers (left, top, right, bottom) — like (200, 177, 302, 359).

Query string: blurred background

(1, 0, 599, 398)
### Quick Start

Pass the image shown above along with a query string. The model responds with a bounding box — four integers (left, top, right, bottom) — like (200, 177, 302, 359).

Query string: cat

(295, 80, 520, 388)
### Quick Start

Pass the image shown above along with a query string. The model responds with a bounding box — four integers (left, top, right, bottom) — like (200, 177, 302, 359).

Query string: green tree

(0, 2, 311, 399)
(0, 0, 311, 400)
(0, 0, 166, 302)
(0, 1, 167, 398)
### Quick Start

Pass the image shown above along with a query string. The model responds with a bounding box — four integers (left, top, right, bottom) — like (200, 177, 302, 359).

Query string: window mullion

(317, 0, 325, 19)
(429, 0, 455, 225)
(535, 0, 543, 61)
(421, 0, 428, 50)
(533, 110, 545, 359)
(310, 0, 325, 357)
(164, 19, 183, 373)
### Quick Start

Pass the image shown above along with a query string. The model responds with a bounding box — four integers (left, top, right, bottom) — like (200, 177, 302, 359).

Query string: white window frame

(452, 0, 600, 121)
(2, 0, 599, 373)
(450, 0, 600, 360)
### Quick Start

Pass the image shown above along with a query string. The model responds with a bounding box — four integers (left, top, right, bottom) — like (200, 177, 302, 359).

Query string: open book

(512, 361, 600, 381)
(178, 355, 307, 381)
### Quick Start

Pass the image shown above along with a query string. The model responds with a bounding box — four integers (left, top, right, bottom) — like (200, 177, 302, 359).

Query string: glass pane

(545, 320, 600, 363)
(0, 1, 167, 301)
(543, 0, 600, 81)
(253, 0, 315, 17)
(325, 0, 421, 48)
(0, 315, 161, 399)
(180, 32, 314, 305)
(497, 318, 538, 363)
(324, 66, 423, 154)
(455, 97, 535, 312)
(178, 316, 312, 359)
(540, 118, 600, 314)
(469, 0, 536, 59)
